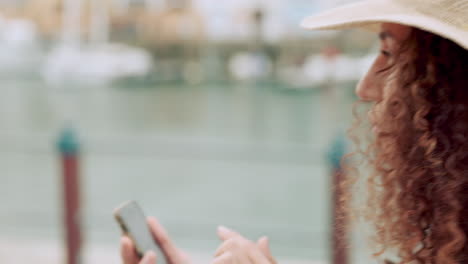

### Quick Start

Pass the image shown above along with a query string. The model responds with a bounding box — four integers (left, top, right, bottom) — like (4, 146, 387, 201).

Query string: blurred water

(0, 78, 356, 262)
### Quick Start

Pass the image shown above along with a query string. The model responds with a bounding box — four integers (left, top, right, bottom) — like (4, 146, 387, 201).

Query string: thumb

(147, 217, 184, 264)
(140, 251, 156, 264)
(257, 237, 275, 263)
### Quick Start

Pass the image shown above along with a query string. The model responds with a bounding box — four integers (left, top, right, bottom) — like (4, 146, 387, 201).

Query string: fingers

(257, 237, 269, 255)
(211, 252, 233, 264)
(214, 230, 249, 257)
(217, 226, 240, 241)
(215, 235, 255, 257)
(214, 237, 243, 258)
(147, 217, 175, 256)
(121, 236, 140, 264)
(214, 236, 269, 264)
(140, 251, 157, 264)
(256, 237, 276, 264)
(246, 248, 271, 264)
(213, 229, 276, 264)
(120, 236, 158, 264)
(147, 217, 188, 264)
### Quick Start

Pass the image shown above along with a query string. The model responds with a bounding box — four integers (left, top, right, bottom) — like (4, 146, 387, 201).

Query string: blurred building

(22, 0, 103, 41)
(0, 0, 376, 85)
(0, 0, 363, 44)
(139, 0, 205, 46)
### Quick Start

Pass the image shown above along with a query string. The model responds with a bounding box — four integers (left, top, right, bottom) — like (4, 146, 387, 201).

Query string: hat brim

(301, 0, 468, 50)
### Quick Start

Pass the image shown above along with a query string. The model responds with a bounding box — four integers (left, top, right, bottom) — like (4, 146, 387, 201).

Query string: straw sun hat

(301, 0, 468, 50)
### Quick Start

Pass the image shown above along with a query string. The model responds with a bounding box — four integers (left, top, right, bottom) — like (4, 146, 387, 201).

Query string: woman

(121, 0, 468, 263)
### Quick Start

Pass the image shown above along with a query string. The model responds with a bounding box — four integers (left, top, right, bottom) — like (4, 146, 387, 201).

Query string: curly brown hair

(346, 28, 468, 263)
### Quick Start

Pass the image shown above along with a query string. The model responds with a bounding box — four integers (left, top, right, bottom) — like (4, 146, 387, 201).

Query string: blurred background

(0, 0, 379, 263)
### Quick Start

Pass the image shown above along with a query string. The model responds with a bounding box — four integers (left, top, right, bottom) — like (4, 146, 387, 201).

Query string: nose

(356, 70, 383, 102)
(356, 55, 387, 102)
(356, 80, 377, 102)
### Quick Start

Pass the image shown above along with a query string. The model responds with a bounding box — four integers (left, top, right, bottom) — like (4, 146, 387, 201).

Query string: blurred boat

(0, 15, 43, 75)
(278, 46, 377, 90)
(40, 0, 153, 85)
(228, 51, 272, 82)
(42, 43, 153, 85)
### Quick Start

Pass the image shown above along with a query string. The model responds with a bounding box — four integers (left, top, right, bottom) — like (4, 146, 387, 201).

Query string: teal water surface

(0, 78, 356, 261)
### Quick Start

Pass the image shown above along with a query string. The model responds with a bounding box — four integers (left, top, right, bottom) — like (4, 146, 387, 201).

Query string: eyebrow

(379, 31, 394, 40)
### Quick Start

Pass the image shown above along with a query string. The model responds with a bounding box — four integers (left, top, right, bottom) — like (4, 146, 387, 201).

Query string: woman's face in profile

(356, 23, 412, 131)
(356, 23, 412, 102)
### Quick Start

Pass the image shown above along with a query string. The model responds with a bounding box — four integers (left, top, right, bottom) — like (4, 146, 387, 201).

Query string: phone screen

(114, 201, 166, 263)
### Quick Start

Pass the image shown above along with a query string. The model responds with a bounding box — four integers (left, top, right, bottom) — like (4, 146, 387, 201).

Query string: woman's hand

(120, 217, 191, 264)
(213, 226, 277, 264)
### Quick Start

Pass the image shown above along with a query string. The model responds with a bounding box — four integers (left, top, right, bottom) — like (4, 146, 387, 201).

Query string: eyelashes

(376, 65, 393, 74)
(375, 50, 394, 74)
(381, 50, 391, 57)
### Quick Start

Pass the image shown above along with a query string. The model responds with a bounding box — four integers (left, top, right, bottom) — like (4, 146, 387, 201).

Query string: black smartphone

(114, 200, 166, 263)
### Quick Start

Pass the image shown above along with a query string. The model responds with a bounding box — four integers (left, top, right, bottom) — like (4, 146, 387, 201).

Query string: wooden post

(58, 127, 82, 264)
(328, 135, 348, 264)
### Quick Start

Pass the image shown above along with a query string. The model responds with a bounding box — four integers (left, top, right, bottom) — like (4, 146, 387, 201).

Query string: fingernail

(120, 236, 131, 245)
(142, 251, 156, 264)
(218, 225, 231, 233)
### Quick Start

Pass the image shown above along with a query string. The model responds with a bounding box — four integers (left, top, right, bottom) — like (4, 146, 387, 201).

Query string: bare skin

(120, 22, 413, 264)
(120, 217, 190, 264)
(356, 23, 412, 102)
